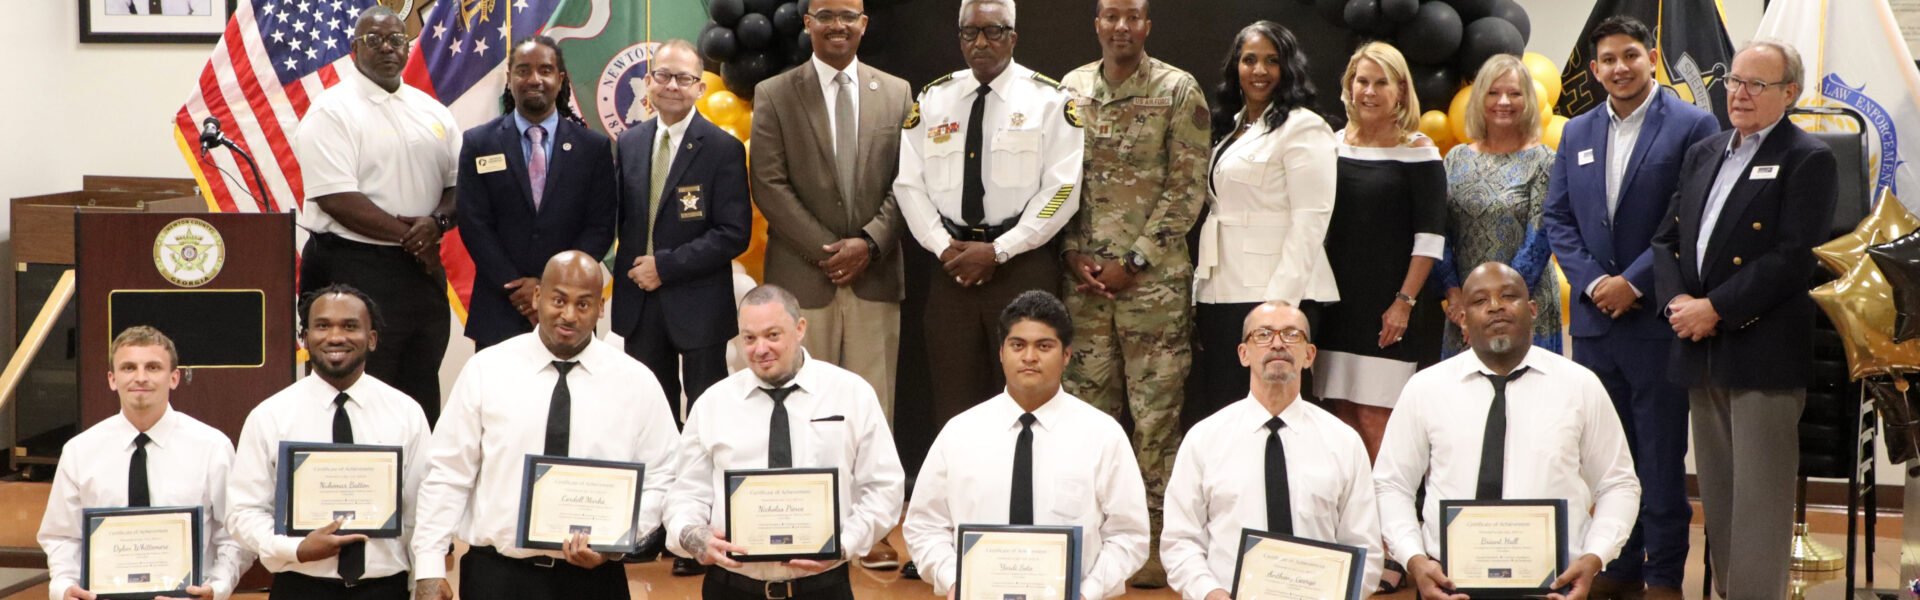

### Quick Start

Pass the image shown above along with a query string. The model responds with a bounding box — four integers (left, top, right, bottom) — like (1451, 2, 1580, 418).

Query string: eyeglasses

(355, 33, 410, 50)
(1724, 75, 1787, 95)
(808, 10, 865, 26)
(648, 70, 703, 87)
(1244, 327, 1307, 347)
(958, 25, 1014, 42)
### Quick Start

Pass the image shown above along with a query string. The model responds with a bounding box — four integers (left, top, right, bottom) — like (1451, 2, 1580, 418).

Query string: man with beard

(456, 36, 616, 351)
(228, 285, 433, 599)
(1161, 301, 1381, 600)
(292, 5, 461, 423)
(1375, 263, 1640, 600)
(666, 284, 904, 600)
(413, 251, 680, 600)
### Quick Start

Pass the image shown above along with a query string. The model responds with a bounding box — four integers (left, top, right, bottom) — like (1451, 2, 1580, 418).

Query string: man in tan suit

(748, 0, 913, 571)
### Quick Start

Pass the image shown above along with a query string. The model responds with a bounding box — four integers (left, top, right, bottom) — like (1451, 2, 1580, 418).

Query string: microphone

(200, 117, 224, 151)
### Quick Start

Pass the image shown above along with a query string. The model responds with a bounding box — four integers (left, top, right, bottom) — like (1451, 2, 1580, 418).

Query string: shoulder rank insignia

(921, 73, 954, 95)
(1063, 101, 1084, 128)
(902, 102, 922, 129)
(1030, 72, 1062, 89)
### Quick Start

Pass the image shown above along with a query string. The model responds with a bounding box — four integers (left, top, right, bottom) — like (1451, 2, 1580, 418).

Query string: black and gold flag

(1556, 0, 1735, 128)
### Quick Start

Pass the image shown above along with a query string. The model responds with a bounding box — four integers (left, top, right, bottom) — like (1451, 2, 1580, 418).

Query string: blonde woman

(1436, 54, 1561, 356)
(1316, 41, 1446, 459)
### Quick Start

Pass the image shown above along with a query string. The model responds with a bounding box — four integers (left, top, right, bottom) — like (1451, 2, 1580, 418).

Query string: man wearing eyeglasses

(291, 5, 461, 425)
(893, 0, 1085, 462)
(1650, 40, 1837, 599)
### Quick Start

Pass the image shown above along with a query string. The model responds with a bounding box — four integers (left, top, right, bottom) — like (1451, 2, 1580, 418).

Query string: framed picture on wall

(79, 0, 236, 43)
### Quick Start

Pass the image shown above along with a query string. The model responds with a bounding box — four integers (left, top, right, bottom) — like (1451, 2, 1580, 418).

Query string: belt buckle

(530, 555, 558, 568)
(342, 577, 359, 589)
(765, 580, 794, 600)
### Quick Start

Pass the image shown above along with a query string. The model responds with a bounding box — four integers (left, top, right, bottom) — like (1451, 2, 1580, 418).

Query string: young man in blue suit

(457, 36, 617, 351)
(1541, 16, 1719, 600)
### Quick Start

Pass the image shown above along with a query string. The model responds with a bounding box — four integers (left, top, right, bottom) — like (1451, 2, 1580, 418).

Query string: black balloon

(745, 0, 778, 16)
(1409, 63, 1459, 115)
(1316, 0, 1348, 27)
(1866, 377, 1920, 467)
(1456, 17, 1524, 77)
(798, 0, 810, 12)
(736, 13, 775, 50)
(1490, 0, 1530, 44)
(773, 2, 803, 35)
(1871, 229, 1920, 343)
(1446, 0, 1498, 21)
(709, 0, 745, 27)
(722, 51, 775, 99)
(1344, 0, 1378, 32)
(698, 23, 739, 62)
(1398, 1, 1462, 65)
(791, 32, 812, 65)
(1381, 0, 1417, 22)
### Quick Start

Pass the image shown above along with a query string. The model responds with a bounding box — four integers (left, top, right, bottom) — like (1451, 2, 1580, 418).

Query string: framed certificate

(723, 467, 842, 562)
(274, 442, 403, 537)
(81, 506, 203, 600)
(516, 455, 646, 553)
(1229, 528, 1365, 600)
(955, 525, 1082, 600)
(1439, 499, 1570, 598)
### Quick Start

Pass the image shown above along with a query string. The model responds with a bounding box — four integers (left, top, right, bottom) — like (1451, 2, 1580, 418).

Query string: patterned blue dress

(1436, 143, 1561, 356)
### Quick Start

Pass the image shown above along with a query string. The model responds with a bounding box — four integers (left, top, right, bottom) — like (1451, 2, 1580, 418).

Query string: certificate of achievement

(81, 506, 203, 600)
(1439, 499, 1570, 596)
(723, 468, 842, 562)
(955, 525, 1081, 600)
(516, 455, 645, 553)
(275, 442, 402, 537)
(1229, 528, 1365, 600)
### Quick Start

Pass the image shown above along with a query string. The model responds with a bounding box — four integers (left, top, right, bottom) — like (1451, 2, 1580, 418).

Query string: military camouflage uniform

(1059, 57, 1210, 585)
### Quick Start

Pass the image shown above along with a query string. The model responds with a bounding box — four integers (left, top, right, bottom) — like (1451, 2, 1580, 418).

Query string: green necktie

(648, 130, 671, 255)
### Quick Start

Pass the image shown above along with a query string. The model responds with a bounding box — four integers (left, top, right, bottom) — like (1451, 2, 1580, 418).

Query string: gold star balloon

(1810, 255, 1920, 379)
(1815, 189, 1919, 275)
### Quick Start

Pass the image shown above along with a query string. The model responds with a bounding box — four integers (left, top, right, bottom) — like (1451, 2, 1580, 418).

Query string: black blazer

(1651, 121, 1838, 388)
(456, 113, 616, 349)
(611, 112, 751, 349)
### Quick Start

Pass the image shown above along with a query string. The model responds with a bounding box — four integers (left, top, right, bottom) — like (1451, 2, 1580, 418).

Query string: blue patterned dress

(1436, 143, 1561, 355)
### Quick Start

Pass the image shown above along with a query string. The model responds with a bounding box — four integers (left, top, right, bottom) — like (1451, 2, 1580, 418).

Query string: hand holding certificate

(723, 468, 842, 562)
(81, 506, 202, 600)
(955, 525, 1081, 600)
(1438, 499, 1569, 598)
(1230, 529, 1365, 600)
(274, 442, 402, 537)
(517, 455, 646, 553)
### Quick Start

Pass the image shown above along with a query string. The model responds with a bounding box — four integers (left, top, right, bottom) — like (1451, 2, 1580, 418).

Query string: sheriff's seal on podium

(153, 217, 225, 287)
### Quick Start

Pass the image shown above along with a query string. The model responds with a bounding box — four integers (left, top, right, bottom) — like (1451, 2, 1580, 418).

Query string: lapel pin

(869, 80, 878, 91)
(562, 142, 572, 151)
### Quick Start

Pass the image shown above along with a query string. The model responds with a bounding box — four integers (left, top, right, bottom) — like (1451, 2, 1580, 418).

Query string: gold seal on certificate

(955, 525, 1082, 600)
(275, 442, 403, 537)
(1439, 499, 1570, 597)
(723, 468, 842, 562)
(516, 455, 646, 553)
(82, 506, 203, 600)
(1230, 528, 1365, 600)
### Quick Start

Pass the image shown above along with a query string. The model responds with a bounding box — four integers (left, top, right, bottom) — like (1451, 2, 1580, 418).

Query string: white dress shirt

(903, 390, 1149, 600)
(652, 110, 696, 170)
(812, 55, 862, 150)
(293, 66, 461, 245)
(1373, 347, 1642, 566)
(1197, 106, 1340, 305)
(1696, 119, 1780, 271)
(1161, 396, 1382, 600)
(227, 373, 431, 580)
(411, 332, 680, 579)
(894, 62, 1085, 260)
(663, 351, 905, 581)
(38, 409, 254, 600)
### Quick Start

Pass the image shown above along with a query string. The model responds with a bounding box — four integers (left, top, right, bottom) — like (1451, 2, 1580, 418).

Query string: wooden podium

(74, 212, 296, 439)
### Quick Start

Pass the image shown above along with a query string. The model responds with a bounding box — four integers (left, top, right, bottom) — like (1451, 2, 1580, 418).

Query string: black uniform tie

(961, 84, 991, 225)
(763, 386, 797, 468)
(1265, 417, 1292, 535)
(545, 361, 578, 457)
(1476, 367, 1531, 500)
(1010, 412, 1036, 525)
(331, 392, 365, 584)
(128, 433, 151, 508)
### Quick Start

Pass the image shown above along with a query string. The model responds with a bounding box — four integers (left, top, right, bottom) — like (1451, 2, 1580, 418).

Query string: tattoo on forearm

(682, 525, 711, 556)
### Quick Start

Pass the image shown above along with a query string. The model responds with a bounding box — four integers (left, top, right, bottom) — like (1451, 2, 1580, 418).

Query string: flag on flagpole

(1556, 0, 1736, 128)
(1757, 0, 1920, 211)
(542, 0, 706, 137)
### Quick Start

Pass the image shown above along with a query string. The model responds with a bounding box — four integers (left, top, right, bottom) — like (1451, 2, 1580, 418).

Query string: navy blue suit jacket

(611, 112, 751, 349)
(1651, 121, 1838, 388)
(1543, 89, 1720, 339)
(456, 113, 616, 349)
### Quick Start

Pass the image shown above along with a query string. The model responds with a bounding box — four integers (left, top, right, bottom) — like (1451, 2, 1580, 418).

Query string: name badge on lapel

(475, 154, 507, 174)
(1577, 149, 1595, 166)
(1751, 165, 1779, 180)
(676, 185, 704, 220)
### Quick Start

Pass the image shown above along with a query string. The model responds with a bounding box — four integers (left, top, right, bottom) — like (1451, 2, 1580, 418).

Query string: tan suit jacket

(750, 61, 912, 308)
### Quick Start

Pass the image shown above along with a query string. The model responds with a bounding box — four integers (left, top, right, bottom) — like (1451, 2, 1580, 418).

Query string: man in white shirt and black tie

(38, 326, 254, 600)
(412, 251, 680, 600)
(1161, 301, 1381, 600)
(1375, 263, 1640, 600)
(666, 284, 905, 600)
(227, 285, 432, 599)
(904, 290, 1149, 600)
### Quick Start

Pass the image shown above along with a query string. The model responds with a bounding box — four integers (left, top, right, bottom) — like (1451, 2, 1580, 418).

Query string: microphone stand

(202, 138, 274, 213)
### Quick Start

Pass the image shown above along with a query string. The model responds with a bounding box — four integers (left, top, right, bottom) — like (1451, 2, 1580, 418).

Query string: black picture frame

(78, 0, 236, 44)
(81, 505, 204, 600)
(275, 442, 404, 538)
(722, 467, 842, 562)
(1229, 528, 1365, 600)
(1438, 499, 1571, 599)
(516, 454, 647, 554)
(954, 524, 1082, 600)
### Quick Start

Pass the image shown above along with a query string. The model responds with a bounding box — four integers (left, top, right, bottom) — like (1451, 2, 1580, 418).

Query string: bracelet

(1394, 292, 1416, 307)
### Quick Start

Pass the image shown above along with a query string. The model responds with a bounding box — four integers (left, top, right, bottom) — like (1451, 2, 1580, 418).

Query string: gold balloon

(1815, 189, 1918, 275)
(1448, 85, 1473, 145)
(1522, 52, 1562, 107)
(1543, 114, 1569, 150)
(701, 71, 726, 94)
(1534, 80, 1553, 128)
(1810, 256, 1920, 379)
(1419, 110, 1454, 149)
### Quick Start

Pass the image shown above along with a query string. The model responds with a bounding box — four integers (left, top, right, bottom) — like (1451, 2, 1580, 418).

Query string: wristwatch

(1123, 251, 1150, 274)
(432, 212, 455, 233)
(1395, 292, 1417, 306)
(993, 246, 1012, 264)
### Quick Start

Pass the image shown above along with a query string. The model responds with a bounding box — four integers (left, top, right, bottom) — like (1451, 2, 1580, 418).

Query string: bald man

(413, 252, 680, 600)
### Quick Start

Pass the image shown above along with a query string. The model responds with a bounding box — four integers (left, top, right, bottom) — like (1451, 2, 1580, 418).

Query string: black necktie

(545, 361, 578, 457)
(1010, 412, 1036, 525)
(1476, 367, 1531, 500)
(1265, 417, 1292, 535)
(763, 386, 797, 468)
(128, 433, 151, 508)
(961, 84, 991, 225)
(331, 392, 365, 584)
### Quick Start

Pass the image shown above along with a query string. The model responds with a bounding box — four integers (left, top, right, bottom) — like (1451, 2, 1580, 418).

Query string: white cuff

(1411, 233, 1445, 260)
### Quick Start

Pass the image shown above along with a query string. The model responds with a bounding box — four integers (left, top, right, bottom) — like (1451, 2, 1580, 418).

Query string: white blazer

(1195, 105, 1339, 305)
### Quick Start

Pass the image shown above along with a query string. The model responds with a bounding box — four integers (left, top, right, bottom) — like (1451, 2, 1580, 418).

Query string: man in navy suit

(1541, 16, 1719, 600)
(613, 39, 751, 429)
(458, 36, 617, 351)
(1651, 40, 1837, 599)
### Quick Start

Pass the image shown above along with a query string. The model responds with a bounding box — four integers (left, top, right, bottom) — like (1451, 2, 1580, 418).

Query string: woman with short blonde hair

(1461, 54, 1543, 143)
(1340, 42, 1422, 142)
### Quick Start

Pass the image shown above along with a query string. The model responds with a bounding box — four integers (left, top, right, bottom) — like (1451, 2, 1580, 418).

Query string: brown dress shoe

(859, 539, 902, 570)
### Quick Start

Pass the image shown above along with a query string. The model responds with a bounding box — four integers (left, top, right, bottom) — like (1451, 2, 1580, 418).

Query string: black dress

(1312, 135, 1447, 408)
